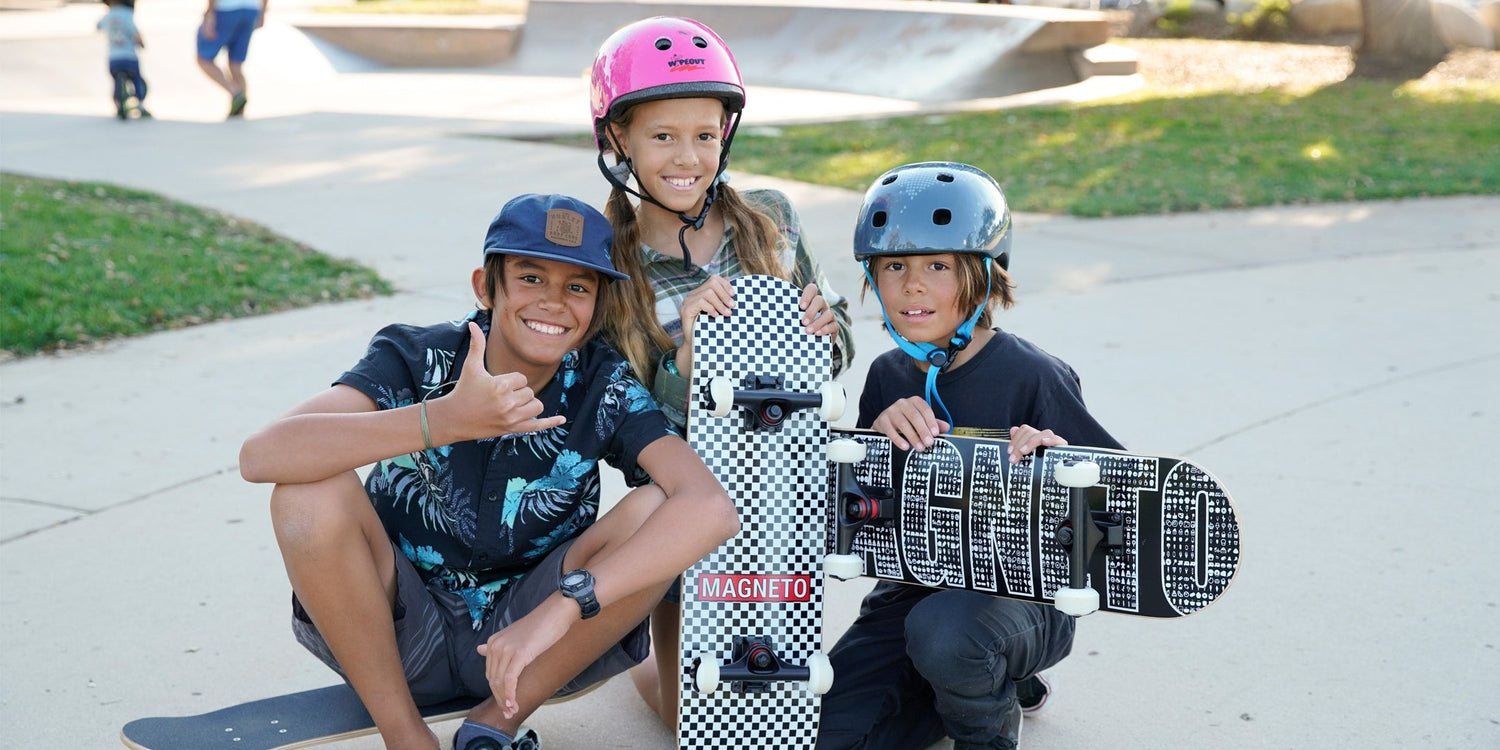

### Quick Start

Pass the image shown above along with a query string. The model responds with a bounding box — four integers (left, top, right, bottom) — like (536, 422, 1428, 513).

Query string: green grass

(316, 0, 526, 15)
(728, 79, 1500, 217)
(0, 173, 392, 358)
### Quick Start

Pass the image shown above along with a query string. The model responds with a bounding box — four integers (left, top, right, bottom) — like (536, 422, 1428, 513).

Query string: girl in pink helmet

(588, 15, 855, 729)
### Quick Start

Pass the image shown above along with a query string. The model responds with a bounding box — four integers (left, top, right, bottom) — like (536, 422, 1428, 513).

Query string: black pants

(818, 584, 1075, 750)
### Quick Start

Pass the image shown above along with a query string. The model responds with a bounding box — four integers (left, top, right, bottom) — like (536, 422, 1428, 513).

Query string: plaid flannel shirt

(643, 188, 855, 427)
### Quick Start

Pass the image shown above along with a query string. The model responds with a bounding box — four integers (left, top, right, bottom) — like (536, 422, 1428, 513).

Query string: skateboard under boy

(825, 429, 1241, 618)
(679, 275, 845, 750)
(119, 684, 480, 749)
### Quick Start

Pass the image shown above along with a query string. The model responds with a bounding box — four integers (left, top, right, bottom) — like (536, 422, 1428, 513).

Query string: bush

(1228, 0, 1292, 39)
(1155, 0, 1201, 37)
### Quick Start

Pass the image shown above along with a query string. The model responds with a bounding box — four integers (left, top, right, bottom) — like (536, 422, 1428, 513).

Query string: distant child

(816, 162, 1124, 750)
(97, 0, 149, 120)
(239, 193, 739, 750)
(196, 0, 267, 118)
(586, 17, 854, 728)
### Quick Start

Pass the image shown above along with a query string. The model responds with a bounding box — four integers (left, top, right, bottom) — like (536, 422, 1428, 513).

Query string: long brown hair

(957, 254, 1016, 329)
(601, 105, 789, 382)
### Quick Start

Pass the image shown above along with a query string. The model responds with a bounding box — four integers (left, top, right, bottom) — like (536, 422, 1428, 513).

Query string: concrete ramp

(509, 0, 1115, 102)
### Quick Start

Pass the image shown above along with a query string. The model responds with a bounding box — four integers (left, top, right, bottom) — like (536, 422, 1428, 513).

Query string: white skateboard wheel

(1054, 586, 1100, 617)
(708, 377, 734, 418)
(824, 554, 864, 581)
(693, 656, 720, 695)
(818, 381, 846, 421)
(1055, 460, 1100, 488)
(826, 438, 866, 465)
(807, 652, 834, 695)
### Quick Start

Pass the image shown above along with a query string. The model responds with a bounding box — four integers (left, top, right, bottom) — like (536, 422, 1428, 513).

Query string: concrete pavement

(2, 1, 1498, 748)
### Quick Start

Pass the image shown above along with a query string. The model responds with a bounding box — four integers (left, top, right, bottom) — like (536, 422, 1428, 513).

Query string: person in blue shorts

(240, 193, 740, 750)
(817, 163, 1125, 750)
(97, 0, 149, 120)
(195, 0, 266, 118)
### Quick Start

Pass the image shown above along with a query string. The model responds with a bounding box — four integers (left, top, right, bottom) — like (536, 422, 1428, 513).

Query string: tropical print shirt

(643, 188, 856, 426)
(337, 309, 674, 629)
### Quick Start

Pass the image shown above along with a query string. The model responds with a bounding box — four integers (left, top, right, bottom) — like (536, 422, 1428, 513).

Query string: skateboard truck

(1052, 459, 1126, 617)
(705, 375, 845, 430)
(823, 438, 890, 581)
(688, 636, 834, 696)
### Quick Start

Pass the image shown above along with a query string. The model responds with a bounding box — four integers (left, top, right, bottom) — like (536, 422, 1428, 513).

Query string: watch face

(562, 571, 585, 588)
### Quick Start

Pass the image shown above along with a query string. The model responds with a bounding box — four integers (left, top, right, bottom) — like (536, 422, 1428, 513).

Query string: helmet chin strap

(862, 261, 992, 431)
(599, 114, 741, 272)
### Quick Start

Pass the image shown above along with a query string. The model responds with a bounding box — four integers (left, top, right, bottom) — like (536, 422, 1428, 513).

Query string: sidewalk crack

(1180, 352, 1498, 456)
(0, 466, 238, 544)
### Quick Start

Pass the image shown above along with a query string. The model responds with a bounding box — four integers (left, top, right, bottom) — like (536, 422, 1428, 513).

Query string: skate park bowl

(295, 0, 1129, 103)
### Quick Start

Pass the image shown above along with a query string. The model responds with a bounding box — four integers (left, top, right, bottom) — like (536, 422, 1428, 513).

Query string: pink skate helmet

(589, 16, 745, 153)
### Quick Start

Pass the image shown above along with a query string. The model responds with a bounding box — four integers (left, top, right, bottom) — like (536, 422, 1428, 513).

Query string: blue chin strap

(863, 260, 992, 431)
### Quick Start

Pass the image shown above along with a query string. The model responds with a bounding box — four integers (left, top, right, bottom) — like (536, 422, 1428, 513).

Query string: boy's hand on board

(1007, 424, 1068, 464)
(872, 397, 950, 452)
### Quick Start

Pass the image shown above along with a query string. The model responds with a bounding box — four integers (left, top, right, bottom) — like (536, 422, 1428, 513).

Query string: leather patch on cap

(544, 208, 585, 247)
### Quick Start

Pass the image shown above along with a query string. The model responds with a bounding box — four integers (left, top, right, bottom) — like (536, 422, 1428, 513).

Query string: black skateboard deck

(826, 429, 1241, 618)
(120, 684, 480, 749)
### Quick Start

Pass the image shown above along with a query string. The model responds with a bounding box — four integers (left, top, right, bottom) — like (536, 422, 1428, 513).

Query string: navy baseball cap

(482, 193, 628, 281)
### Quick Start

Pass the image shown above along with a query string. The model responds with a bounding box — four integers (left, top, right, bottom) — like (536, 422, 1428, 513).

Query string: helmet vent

(932, 209, 952, 225)
(655, 37, 672, 50)
(881, 175, 898, 186)
(692, 36, 708, 48)
(937, 173, 955, 183)
(872, 211, 888, 228)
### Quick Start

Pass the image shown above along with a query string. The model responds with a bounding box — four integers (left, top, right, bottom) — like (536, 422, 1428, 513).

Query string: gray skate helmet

(853, 162, 1012, 271)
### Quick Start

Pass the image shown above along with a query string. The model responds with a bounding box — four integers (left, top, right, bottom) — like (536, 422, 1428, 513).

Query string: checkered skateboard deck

(678, 275, 837, 750)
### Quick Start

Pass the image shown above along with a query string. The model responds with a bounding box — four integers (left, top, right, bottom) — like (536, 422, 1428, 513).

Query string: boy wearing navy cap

(241, 194, 739, 750)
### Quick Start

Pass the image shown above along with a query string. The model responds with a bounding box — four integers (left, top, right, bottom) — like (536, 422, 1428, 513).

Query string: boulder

(1431, 0, 1497, 49)
(1475, 0, 1500, 48)
(1288, 0, 1360, 36)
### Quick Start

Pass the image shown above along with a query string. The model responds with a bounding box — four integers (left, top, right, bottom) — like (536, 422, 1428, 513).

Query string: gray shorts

(292, 538, 650, 705)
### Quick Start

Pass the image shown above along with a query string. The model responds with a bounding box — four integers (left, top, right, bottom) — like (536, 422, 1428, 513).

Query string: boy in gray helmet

(817, 164, 1124, 750)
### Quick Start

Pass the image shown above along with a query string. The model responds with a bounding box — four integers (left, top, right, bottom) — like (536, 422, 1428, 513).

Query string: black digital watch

(559, 568, 600, 619)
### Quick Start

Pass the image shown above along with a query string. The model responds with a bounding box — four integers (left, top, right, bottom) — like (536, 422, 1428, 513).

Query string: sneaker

(1015, 672, 1051, 716)
(228, 93, 247, 118)
(115, 100, 128, 120)
(136, 107, 152, 119)
(455, 725, 540, 750)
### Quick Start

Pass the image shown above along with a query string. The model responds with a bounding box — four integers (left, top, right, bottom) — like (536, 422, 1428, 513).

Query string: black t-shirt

(857, 328, 1122, 451)
(855, 328, 1123, 613)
